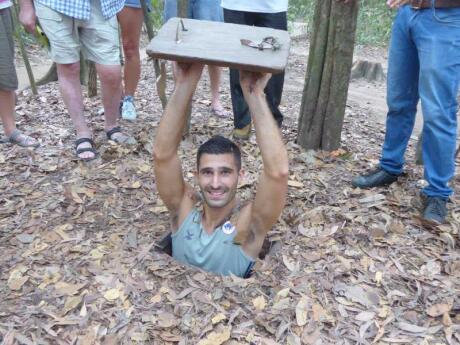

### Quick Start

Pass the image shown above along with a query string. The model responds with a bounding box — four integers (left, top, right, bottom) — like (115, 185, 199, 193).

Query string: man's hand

(387, 0, 410, 8)
(18, 0, 36, 34)
(174, 62, 204, 87)
(239, 71, 271, 96)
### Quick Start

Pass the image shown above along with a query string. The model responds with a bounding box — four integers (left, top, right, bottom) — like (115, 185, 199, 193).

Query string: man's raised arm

(240, 71, 289, 256)
(153, 63, 204, 218)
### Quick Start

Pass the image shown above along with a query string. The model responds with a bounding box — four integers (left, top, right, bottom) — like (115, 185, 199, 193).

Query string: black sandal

(75, 138, 98, 161)
(106, 126, 137, 145)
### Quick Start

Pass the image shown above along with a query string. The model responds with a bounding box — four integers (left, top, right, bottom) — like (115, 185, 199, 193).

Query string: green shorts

(34, 1, 120, 65)
(0, 7, 18, 91)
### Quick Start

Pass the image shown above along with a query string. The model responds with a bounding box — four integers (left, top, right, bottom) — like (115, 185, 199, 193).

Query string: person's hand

(174, 62, 204, 86)
(239, 70, 272, 96)
(19, 5, 36, 34)
(386, 0, 410, 9)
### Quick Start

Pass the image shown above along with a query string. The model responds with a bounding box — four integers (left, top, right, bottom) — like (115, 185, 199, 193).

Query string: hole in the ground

(154, 232, 173, 256)
(153, 232, 280, 278)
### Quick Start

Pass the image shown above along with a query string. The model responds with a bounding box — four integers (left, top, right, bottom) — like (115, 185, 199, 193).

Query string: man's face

(196, 153, 242, 209)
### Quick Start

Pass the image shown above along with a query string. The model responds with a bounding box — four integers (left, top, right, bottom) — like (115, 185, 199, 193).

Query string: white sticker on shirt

(222, 221, 235, 235)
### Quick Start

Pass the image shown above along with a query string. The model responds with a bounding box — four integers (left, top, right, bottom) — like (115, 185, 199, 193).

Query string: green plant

(149, 0, 164, 30)
(356, 0, 394, 46)
(288, 0, 395, 46)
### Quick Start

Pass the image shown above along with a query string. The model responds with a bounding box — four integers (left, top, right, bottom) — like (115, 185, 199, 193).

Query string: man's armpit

(169, 211, 180, 232)
(234, 226, 253, 245)
(233, 202, 255, 245)
(240, 224, 267, 259)
(172, 184, 196, 233)
(185, 187, 201, 203)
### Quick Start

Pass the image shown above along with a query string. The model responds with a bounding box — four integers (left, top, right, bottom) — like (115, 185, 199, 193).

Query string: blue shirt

(35, 0, 124, 20)
(172, 209, 255, 277)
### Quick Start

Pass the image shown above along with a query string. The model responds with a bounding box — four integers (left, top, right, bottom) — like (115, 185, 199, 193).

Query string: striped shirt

(35, 0, 124, 20)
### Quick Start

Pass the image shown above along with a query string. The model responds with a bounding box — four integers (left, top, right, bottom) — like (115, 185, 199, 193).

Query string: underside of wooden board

(146, 18, 291, 73)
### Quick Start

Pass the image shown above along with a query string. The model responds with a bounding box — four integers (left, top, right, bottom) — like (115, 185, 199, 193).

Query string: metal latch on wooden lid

(240, 36, 281, 51)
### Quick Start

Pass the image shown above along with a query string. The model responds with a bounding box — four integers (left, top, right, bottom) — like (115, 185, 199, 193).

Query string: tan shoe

(232, 123, 252, 140)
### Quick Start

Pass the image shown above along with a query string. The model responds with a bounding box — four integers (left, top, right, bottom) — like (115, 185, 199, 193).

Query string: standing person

(19, 0, 136, 161)
(153, 62, 288, 277)
(163, 0, 230, 118)
(352, 0, 460, 224)
(0, 0, 39, 147)
(222, 0, 288, 139)
(118, 0, 152, 121)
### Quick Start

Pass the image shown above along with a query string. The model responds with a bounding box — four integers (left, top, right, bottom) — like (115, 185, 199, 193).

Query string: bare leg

(57, 62, 96, 159)
(96, 63, 135, 143)
(118, 7, 143, 97)
(0, 90, 16, 136)
(56, 63, 90, 136)
(208, 65, 228, 117)
(0, 89, 39, 146)
(95, 63, 122, 130)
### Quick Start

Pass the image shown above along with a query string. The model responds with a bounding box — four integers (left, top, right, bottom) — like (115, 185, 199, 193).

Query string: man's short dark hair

(197, 135, 242, 171)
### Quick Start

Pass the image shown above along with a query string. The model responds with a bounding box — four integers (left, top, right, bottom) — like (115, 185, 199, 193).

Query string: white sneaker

(121, 96, 137, 121)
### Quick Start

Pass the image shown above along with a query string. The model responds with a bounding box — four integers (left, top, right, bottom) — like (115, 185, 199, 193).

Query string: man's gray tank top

(171, 208, 255, 277)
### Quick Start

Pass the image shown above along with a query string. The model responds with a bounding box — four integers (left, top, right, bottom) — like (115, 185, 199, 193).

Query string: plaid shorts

(0, 7, 18, 91)
(35, 1, 120, 65)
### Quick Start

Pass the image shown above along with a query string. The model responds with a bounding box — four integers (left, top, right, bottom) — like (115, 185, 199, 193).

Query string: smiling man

(153, 63, 288, 277)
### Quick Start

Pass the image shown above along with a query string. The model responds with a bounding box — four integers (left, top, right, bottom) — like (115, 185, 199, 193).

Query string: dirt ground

(2, 35, 460, 344)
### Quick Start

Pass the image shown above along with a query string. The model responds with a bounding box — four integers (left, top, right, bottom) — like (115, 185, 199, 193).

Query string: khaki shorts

(34, 1, 120, 65)
(0, 7, 18, 91)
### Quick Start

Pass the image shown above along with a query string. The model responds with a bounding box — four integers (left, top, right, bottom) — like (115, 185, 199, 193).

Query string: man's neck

(201, 199, 237, 234)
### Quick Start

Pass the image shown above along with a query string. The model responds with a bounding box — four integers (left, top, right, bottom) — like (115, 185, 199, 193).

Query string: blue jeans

(124, 0, 152, 11)
(163, 0, 223, 22)
(380, 4, 460, 198)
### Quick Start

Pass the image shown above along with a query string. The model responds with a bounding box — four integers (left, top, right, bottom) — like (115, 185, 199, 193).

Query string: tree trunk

(78, 51, 97, 96)
(87, 61, 97, 97)
(154, 59, 168, 109)
(141, 0, 168, 109)
(415, 132, 460, 165)
(297, 0, 359, 151)
(178, 0, 192, 137)
(178, 0, 188, 17)
(36, 63, 58, 86)
(140, 0, 154, 39)
(415, 133, 423, 165)
(12, 2, 37, 94)
(351, 60, 385, 82)
(80, 55, 88, 86)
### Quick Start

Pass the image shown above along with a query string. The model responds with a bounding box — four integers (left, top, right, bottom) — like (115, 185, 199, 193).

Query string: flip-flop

(75, 137, 98, 161)
(106, 126, 137, 145)
(7, 129, 40, 148)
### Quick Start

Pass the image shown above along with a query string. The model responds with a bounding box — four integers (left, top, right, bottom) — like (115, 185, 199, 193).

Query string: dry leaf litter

(1, 40, 460, 345)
